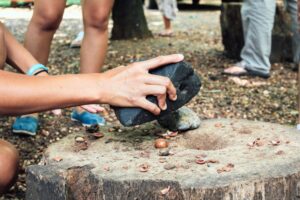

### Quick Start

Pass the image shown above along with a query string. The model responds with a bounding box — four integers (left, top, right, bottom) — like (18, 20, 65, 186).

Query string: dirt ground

(0, 5, 297, 200)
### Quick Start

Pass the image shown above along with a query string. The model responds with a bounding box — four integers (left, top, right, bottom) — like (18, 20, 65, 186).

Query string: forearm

(4, 26, 38, 73)
(0, 70, 103, 115)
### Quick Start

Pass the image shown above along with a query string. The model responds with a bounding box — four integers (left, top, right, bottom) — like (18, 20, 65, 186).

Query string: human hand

(100, 54, 184, 115)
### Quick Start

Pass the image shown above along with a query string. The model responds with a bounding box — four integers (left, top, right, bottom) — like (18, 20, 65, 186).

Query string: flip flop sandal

(71, 110, 105, 127)
(12, 116, 39, 136)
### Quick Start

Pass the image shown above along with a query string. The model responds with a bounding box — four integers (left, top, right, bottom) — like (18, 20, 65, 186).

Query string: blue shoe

(12, 116, 39, 136)
(71, 110, 105, 127)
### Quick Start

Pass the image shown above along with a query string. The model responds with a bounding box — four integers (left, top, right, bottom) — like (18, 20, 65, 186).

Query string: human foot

(223, 66, 247, 76)
(223, 62, 270, 79)
(158, 30, 174, 37)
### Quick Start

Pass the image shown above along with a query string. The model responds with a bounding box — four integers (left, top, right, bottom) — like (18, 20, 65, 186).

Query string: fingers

(142, 85, 167, 110)
(137, 98, 161, 115)
(138, 54, 184, 70)
(143, 74, 177, 101)
(157, 94, 167, 110)
(52, 109, 62, 115)
(80, 105, 105, 113)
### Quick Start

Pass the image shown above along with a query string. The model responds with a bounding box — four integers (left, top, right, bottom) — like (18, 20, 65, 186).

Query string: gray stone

(26, 119, 300, 200)
(157, 106, 201, 131)
(113, 61, 201, 126)
(221, 2, 293, 62)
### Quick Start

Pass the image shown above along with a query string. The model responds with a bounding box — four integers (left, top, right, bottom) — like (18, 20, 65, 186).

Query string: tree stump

(26, 119, 300, 200)
(111, 0, 152, 40)
(221, 2, 293, 62)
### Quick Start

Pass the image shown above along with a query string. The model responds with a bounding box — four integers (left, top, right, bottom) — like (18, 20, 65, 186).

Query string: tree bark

(111, 0, 152, 40)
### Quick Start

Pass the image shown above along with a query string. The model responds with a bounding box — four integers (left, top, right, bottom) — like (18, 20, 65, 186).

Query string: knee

(84, 11, 110, 32)
(31, 9, 63, 31)
(0, 140, 19, 195)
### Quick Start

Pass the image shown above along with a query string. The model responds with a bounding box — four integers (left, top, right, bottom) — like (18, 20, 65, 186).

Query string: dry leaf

(217, 163, 234, 173)
(139, 164, 150, 172)
(214, 123, 223, 128)
(229, 77, 249, 86)
(270, 140, 281, 146)
(103, 165, 110, 171)
(167, 131, 178, 137)
(206, 159, 220, 164)
(195, 159, 206, 165)
(93, 132, 104, 138)
(276, 150, 285, 155)
(247, 138, 264, 148)
(53, 156, 63, 162)
(159, 158, 167, 163)
(160, 186, 170, 195)
(140, 151, 151, 158)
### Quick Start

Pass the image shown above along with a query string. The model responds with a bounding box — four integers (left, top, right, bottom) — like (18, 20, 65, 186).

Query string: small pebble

(164, 163, 176, 170)
(159, 149, 170, 156)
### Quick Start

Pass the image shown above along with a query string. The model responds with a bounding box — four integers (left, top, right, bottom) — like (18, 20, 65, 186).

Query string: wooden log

(26, 119, 300, 200)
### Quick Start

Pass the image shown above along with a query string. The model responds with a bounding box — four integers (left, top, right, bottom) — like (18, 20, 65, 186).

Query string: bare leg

(0, 140, 19, 195)
(159, 16, 173, 36)
(163, 15, 172, 33)
(0, 23, 7, 70)
(24, 0, 66, 65)
(80, 0, 114, 73)
(73, 0, 113, 114)
(16, 0, 65, 135)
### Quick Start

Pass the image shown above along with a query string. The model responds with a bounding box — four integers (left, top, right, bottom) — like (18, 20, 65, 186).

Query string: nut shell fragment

(154, 139, 169, 149)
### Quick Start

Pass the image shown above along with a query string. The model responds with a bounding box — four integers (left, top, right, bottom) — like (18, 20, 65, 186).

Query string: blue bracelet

(27, 64, 49, 76)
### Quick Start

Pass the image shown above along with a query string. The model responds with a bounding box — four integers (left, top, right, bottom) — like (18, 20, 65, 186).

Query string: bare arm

(0, 54, 183, 116)
(0, 70, 100, 115)
(4, 26, 38, 73)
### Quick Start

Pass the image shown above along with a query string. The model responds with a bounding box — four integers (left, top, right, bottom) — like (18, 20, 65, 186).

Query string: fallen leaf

(53, 156, 63, 162)
(140, 151, 151, 158)
(160, 186, 170, 195)
(206, 159, 220, 164)
(93, 132, 104, 138)
(159, 158, 167, 163)
(229, 77, 249, 86)
(195, 159, 206, 165)
(214, 123, 223, 128)
(270, 140, 281, 146)
(103, 165, 110, 171)
(139, 164, 150, 172)
(247, 138, 264, 148)
(276, 150, 285, 155)
(167, 131, 178, 137)
(217, 163, 234, 173)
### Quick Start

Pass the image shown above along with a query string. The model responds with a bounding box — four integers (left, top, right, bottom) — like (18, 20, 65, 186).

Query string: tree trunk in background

(111, 0, 152, 40)
(298, 0, 300, 27)
(148, 0, 158, 9)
